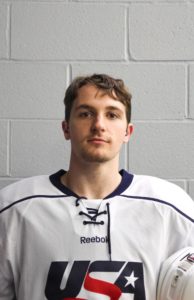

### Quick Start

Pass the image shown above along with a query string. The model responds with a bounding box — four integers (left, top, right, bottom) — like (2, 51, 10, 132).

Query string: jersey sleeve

(0, 190, 16, 300)
(0, 253, 16, 300)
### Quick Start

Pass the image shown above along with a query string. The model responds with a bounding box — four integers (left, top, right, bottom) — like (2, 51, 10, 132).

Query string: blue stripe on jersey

(120, 194, 194, 223)
(0, 194, 69, 214)
(1, 192, 194, 225)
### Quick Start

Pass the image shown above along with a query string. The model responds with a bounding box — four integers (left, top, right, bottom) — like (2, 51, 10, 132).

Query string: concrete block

(189, 65, 194, 119)
(0, 4, 8, 58)
(188, 181, 194, 200)
(0, 121, 8, 176)
(119, 144, 127, 170)
(168, 180, 185, 191)
(0, 179, 18, 190)
(129, 4, 194, 60)
(0, 63, 67, 119)
(72, 63, 186, 120)
(11, 3, 125, 60)
(11, 121, 70, 177)
(128, 122, 194, 179)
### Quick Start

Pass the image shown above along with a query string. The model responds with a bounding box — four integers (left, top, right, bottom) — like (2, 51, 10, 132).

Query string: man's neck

(61, 160, 122, 199)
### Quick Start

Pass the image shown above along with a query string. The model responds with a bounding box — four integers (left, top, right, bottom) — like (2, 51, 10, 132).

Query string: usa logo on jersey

(45, 260, 146, 299)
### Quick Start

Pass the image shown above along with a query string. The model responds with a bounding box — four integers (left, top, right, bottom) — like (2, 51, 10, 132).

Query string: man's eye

(107, 112, 119, 119)
(79, 111, 93, 118)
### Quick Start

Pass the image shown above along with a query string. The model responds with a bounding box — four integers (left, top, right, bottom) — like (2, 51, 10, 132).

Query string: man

(0, 73, 194, 300)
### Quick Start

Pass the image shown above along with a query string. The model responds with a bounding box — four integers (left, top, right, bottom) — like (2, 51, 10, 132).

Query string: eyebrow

(75, 104, 124, 114)
(75, 104, 94, 111)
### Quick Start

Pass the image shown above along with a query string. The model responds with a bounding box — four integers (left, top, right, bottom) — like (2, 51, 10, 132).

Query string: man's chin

(81, 152, 110, 163)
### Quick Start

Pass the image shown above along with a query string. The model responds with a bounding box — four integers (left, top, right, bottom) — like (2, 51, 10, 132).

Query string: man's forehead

(72, 84, 126, 111)
(77, 84, 117, 100)
(73, 98, 126, 113)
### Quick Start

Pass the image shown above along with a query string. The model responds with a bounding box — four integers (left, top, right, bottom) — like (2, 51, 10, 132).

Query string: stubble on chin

(81, 151, 110, 163)
(79, 145, 112, 163)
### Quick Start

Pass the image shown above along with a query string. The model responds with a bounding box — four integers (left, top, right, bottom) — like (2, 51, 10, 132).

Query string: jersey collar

(49, 169, 134, 199)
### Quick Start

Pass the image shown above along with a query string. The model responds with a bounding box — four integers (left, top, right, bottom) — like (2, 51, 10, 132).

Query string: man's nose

(91, 115, 105, 132)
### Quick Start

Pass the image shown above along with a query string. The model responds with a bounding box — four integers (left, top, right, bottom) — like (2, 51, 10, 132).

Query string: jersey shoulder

(0, 173, 58, 212)
(125, 174, 194, 216)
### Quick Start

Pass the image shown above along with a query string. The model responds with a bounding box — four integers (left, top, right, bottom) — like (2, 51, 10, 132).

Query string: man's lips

(87, 138, 109, 143)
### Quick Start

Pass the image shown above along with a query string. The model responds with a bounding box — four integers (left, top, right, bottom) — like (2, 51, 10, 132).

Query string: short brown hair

(64, 74, 132, 123)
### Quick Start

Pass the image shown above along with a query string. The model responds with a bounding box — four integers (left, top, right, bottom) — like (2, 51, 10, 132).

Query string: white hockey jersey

(0, 169, 194, 300)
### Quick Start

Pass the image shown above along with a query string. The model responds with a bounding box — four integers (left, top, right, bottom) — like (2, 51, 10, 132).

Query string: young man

(0, 74, 194, 300)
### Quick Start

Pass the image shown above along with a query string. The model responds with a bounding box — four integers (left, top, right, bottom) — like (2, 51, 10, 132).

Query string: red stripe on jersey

(84, 272, 122, 299)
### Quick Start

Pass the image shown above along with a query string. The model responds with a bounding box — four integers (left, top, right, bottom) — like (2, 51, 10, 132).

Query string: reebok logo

(80, 235, 108, 244)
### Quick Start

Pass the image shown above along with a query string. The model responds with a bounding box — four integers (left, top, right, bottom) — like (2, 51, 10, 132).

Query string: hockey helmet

(157, 247, 194, 300)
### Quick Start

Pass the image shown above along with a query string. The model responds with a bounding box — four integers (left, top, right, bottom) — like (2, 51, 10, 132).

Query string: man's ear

(123, 123, 134, 143)
(62, 121, 70, 140)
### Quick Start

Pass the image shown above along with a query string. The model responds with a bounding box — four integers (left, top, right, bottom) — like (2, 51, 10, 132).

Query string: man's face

(62, 84, 133, 164)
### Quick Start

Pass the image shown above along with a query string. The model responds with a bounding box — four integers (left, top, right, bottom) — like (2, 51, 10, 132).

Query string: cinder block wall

(0, 1, 194, 199)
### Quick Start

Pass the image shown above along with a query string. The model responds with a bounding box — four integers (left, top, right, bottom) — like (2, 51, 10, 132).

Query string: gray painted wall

(0, 1, 194, 199)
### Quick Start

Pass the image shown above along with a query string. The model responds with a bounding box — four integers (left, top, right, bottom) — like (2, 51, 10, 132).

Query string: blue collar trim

(49, 169, 134, 199)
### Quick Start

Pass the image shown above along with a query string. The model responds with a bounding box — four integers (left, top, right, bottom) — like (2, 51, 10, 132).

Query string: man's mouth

(87, 137, 109, 144)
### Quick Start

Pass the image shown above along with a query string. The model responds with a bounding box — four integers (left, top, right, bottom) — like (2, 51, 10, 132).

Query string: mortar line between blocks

(66, 64, 72, 87)
(6, 3, 11, 59)
(186, 64, 190, 119)
(124, 6, 129, 61)
(6, 58, 194, 64)
(7, 120, 11, 177)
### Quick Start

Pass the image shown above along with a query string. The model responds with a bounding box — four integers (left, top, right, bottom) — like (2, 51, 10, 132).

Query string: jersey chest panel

(11, 196, 175, 300)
